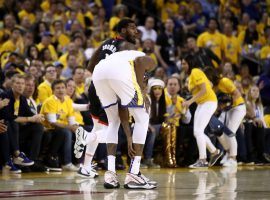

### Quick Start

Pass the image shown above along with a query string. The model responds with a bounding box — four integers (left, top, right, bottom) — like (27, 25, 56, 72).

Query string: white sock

(130, 156, 141, 175)
(83, 139, 99, 171)
(107, 155, 116, 173)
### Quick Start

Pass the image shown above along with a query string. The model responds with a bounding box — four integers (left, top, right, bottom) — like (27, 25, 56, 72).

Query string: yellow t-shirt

(161, 2, 179, 22)
(264, 114, 270, 128)
(14, 99, 20, 116)
(59, 52, 84, 69)
(18, 10, 36, 24)
(40, 95, 75, 129)
(164, 89, 184, 126)
(0, 39, 24, 55)
(37, 80, 52, 104)
(41, 0, 50, 12)
(260, 45, 270, 59)
(188, 68, 217, 104)
(74, 111, 84, 125)
(223, 35, 241, 64)
(217, 77, 244, 107)
(37, 43, 58, 61)
(55, 34, 70, 50)
(76, 83, 84, 96)
(197, 31, 225, 59)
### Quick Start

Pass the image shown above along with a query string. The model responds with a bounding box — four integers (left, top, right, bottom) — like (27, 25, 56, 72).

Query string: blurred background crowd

(0, 0, 270, 173)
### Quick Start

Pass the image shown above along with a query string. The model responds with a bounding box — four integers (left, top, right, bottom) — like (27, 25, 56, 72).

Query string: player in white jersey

(92, 49, 157, 189)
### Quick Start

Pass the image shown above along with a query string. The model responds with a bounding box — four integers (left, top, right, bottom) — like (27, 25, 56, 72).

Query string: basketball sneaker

(77, 165, 99, 178)
(138, 172, 157, 186)
(5, 159, 21, 174)
(124, 173, 157, 189)
(13, 152, 34, 166)
(189, 160, 208, 168)
(74, 127, 87, 158)
(220, 152, 229, 165)
(104, 171, 120, 189)
(209, 149, 223, 167)
(223, 158, 237, 167)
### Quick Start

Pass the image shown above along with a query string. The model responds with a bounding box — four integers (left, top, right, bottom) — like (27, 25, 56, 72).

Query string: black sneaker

(45, 156, 62, 172)
(189, 160, 209, 168)
(30, 162, 48, 172)
(209, 150, 223, 167)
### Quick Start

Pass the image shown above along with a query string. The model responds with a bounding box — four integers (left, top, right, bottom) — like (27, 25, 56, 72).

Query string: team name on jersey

(102, 44, 117, 53)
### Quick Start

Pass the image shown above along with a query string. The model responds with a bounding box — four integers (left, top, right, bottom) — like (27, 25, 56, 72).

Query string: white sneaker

(62, 163, 79, 171)
(74, 127, 87, 159)
(77, 166, 98, 178)
(222, 158, 237, 167)
(220, 152, 228, 165)
(124, 173, 157, 189)
(104, 171, 120, 189)
(139, 173, 157, 186)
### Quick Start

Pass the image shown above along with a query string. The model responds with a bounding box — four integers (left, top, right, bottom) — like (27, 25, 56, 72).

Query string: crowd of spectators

(0, 0, 270, 173)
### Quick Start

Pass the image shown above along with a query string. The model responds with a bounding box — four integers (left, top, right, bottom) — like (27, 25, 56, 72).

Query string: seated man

(0, 98, 21, 173)
(0, 74, 44, 168)
(20, 74, 45, 171)
(40, 79, 78, 172)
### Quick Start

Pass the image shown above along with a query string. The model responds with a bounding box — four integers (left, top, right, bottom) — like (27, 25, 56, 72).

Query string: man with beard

(74, 19, 145, 181)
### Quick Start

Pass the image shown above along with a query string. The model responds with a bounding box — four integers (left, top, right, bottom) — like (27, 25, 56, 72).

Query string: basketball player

(92, 48, 156, 189)
(74, 19, 139, 178)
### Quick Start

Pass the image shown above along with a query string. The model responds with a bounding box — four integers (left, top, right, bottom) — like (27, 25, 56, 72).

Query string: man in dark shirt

(0, 74, 44, 168)
(186, 35, 221, 69)
(155, 18, 182, 75)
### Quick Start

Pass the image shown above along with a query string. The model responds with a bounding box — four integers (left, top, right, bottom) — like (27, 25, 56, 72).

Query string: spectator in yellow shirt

(37, 31, 58, 61)
(51, 20, 70, 53)
(40, 79, 78, 171)
(59, 42, 84, 68)
(197, 18, 225, 61)
(72, 66, 85, 96)
(18, 0, 36, 24)
(0, 27, 24, 55)
(223, 21, 241, 66)
(205, 67, 246, 167)
(160, 0, 179, 22)
(0, 14, 16, 45)
(109, 4, 127, 37)
(182, 55, 223, 168)
(37, 64, 57, 104)
(161, 77, 191, 167)
(237, 12, 250, 34)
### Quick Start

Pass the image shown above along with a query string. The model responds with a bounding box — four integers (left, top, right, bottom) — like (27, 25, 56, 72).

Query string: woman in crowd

(245, 85, 269, 163)
(204, 67, 246, 167)
(141, 78, 166, 168)
(181, 55, 223, 168)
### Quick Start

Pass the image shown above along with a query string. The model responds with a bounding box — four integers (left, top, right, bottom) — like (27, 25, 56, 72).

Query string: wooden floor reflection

(1, 165, 270, 200)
